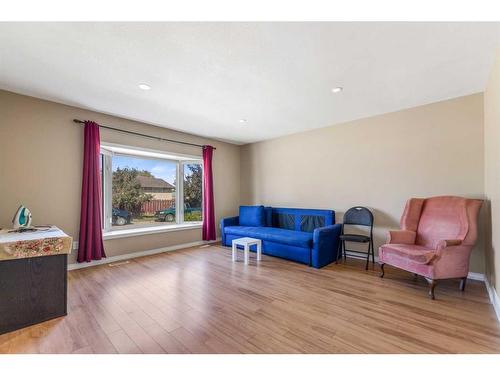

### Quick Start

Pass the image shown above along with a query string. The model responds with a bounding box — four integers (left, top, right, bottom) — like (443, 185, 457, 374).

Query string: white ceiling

(0, 22, 498, 144)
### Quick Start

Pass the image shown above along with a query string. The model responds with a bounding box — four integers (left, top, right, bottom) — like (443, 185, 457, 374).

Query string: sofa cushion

(224, 226, 313, 248)
(239, 205, 265, 227)
(379, 244, 437, 265)
(264, 207, 273, 227)
(272, 212, 295, 230)
(300, 214, 326, 232)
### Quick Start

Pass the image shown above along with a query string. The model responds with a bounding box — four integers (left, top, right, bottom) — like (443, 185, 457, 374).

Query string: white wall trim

(466, 272, 485, 281)
(68, 238, 221, 270)
(484, 277, 500, 323)
(344, 251, 378, 262)
(101, 141, 202, 162)
(102, 223, 202, 241)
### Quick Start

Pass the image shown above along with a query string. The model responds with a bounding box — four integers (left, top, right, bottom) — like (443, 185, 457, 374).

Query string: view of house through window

(111, 154, 177, 230)
(100, 146, 203, 232)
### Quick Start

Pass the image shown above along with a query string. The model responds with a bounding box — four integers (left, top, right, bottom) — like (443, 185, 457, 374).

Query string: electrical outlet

(72, 241, 79, 250)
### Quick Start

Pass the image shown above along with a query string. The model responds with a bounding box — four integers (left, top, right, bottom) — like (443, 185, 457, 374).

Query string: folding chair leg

(336, 240, 342, 263)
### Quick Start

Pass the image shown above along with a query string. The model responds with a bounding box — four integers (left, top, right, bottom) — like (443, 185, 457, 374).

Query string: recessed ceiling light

(239, 119, 247, 124)
(331, 87, 343, 93)
(138, 83, 151, 90)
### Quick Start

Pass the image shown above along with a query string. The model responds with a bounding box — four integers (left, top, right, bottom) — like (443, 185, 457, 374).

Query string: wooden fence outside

(141, 199, 175, 214)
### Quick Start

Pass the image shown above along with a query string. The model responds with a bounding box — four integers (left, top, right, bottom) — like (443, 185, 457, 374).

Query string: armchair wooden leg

(427, 279, 438, 300)
(379, 263, 385, 278)
(460, 277, 467, 291)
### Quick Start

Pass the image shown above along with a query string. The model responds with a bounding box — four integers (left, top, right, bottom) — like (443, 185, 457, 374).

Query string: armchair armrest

(435, 239, 463, 253)
(220, 216, 239, 246)
(433, 240, 472, 277)
(387, 230, 416, 244)
(312, 224, 342, 268)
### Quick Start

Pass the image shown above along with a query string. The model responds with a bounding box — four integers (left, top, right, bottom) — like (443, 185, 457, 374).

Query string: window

(183, 163, 203, 222)
(100, 143, 203, 234)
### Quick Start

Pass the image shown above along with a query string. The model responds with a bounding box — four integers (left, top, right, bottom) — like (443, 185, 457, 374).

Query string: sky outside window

(112, 155, 177, 184)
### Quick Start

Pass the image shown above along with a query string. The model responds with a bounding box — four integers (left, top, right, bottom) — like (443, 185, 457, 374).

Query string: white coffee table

(231, 237, 262, 265)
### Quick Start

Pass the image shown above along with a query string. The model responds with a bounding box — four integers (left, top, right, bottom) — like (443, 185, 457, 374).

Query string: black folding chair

(337, 206, 374, 270)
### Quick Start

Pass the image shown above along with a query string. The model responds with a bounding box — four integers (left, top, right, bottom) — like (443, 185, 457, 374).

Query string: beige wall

(240, 94, 486, 273)
(485, 49, 500, 294)
(0, 90, 241, 264)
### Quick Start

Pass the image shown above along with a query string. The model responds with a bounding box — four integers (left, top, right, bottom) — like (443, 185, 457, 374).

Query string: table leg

(232, 242, 237, 262)
(257, 241, 262, 261)
(244, 244, 249, 265)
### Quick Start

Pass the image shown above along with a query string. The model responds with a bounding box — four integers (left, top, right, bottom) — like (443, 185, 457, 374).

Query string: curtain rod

(72, 119, 215, 150)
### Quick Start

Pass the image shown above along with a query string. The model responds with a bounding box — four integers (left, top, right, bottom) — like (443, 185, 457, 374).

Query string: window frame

(99, 142, 203, 236)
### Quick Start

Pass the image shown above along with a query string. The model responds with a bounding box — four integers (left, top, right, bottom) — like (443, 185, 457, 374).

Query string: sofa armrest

(220, 216, 239, 246)
(387, 230, 416, 244)
(221, 216, 239, 227)
(312, 224, 342, 268)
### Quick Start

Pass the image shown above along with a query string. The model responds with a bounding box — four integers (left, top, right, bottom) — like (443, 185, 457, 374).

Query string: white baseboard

(68, 238, 221, 270)
(484, 277, 500, 323)
(466, 272, 485, 281)
(344, 251, 380, 262)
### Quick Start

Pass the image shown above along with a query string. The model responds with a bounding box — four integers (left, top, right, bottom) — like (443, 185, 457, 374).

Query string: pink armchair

(379, 196, 483, 299)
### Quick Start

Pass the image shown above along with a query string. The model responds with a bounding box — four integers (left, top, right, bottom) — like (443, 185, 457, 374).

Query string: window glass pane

(183, 163, 203, 222)
(111, 154, 177, 230)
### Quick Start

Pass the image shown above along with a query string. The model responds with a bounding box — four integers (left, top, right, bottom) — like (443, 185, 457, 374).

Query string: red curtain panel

(202, 145, 216, 241)
(78, 121, 106, 262)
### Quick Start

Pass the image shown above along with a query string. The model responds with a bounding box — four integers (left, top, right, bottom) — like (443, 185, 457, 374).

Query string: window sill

(102, 223, 202, 240)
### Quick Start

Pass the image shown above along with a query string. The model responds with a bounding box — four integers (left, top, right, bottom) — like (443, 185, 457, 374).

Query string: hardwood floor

(1, 244, 499, 354)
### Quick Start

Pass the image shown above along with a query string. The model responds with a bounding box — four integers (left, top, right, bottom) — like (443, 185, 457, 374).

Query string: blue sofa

(221, 206, 342, 268)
